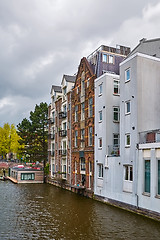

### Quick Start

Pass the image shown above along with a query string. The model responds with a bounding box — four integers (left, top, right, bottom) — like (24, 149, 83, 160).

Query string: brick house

(71, 57, 96, 193)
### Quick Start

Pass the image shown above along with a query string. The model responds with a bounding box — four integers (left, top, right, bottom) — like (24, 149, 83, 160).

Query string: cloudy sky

(0, 0, 160, 127)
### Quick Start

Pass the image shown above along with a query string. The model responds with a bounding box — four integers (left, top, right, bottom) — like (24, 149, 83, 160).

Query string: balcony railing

(59, 130, 67, 137)
(59, 149, 67, 156)
(59, 112, 67, 119)
(108, 145, 120, 157)
(139, 130, 160, 144)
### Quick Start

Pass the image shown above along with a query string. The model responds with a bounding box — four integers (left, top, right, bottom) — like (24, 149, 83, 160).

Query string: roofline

(120, 52, 160, 67)
(95, 72, 120, 83)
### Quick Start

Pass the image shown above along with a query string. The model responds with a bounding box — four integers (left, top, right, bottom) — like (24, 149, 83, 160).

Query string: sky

(0, 0, 160, 127)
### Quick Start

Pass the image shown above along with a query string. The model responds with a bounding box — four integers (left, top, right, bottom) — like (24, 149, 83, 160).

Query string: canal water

(0, 181, 160, 240)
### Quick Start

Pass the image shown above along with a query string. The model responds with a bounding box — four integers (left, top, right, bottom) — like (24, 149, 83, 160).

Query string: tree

(17, 102, 48, 169)
(0, 123, 21, 159)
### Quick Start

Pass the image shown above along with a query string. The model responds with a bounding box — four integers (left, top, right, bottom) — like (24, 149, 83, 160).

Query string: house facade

(120, 38, 160, 214)
(94, 38, 160, 218)
(48, 76, 75, 184)
(71, 57, 96, 194)
(94, 72, 120, 197)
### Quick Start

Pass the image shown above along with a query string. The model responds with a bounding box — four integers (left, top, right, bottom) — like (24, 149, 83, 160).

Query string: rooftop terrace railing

(139, 130, 160, 144)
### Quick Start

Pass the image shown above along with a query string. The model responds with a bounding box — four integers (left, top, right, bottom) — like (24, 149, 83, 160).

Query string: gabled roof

(63, 74, 76, 83)
(50, 85, 62, 94)
(125, 38, 160, 60)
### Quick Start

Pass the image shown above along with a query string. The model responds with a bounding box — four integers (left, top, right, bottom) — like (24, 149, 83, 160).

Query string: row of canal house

(48, 38, 160, 218)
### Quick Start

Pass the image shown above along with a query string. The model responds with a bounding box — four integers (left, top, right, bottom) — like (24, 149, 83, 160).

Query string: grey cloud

(0, 0, 159, 126)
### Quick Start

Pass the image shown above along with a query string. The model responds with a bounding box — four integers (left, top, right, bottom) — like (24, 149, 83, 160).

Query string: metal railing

(59, 112, 67, 119)
(59, 130, 67, 137)
(139, 130, 160, 144)
(59, 149, 67, 156)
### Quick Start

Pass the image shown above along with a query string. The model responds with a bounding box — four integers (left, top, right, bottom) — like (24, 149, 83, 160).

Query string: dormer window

(63, 86, 67, 95)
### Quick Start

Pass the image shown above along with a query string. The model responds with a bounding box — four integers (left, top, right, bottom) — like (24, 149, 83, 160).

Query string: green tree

(17, 102, 48, 169)
(0, 123, 20, 159)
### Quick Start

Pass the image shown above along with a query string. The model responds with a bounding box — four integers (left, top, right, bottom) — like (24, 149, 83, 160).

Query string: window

(21, 173, 35, 180)
(68, 140, 71, 149)
(99, 138, 102, 148)
(75, 130, 78, 147)
(63, 86, 67, 95)
(114, 79, 120, 94)
(88, 127, 92, 146)
(98, 164, 103, 178)
(99, 83, 102, 95)
(88, 98, 93, 117)
(81, 102, 85, 120)
(124, 165, 133, 181)
(52, 164, 55, 174)
(63, 165, 66, 178)
(87, 78, 90, 88)
(113, 107, 120, 122)
(125, 68, 130, 82)
(75, 105, 78, 122)
(81, 72, 85, 96)
(125, 101, 131, 114)
(63, 104, 67, 113)
(108, 55, 114, 64)
(125, 134, 130, 147)
(81, 158, 85, 171)
(113, 134, 119, 146)
(99, 110, 102, 122)
(52, 111, 55, 123)
(81, 129, 85, 139)
(68, 103, 71, 111)
(81, 129, 85, 148)
(63, 122, 67, 131)
(158, 160, 160, 195)
(144, 160, 150, 193)
(102, 54, 107, 62)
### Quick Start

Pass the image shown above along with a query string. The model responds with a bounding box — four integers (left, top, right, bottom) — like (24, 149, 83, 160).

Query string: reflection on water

(0, 181, 160, 240)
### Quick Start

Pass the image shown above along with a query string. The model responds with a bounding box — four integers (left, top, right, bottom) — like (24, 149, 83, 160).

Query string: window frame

(75, 105, 78, 122)
(113, 106, 120, 122)
(81, 158, 86, 171)
(81, 102, 85, 121)
(113, 79, 120, 95)
(125, 68, 131, 82)
(98, 137, 102, 149)
(88, 126, 93, 146)
(124, 165, 133, 181)
(144, 159, 151, 194)
(98, 164, 103, 178)
(125, 133, 131, 147)
(99, 83, 103, 96)
(125, 100, 131, 115)
(102, 54, 107, 63)
(113, 133, 119, 146)
(108, 55, 114, 64)
(75, 130, 78, 147)
(88, 97, 93, 117)
(99, 110, 102, 122)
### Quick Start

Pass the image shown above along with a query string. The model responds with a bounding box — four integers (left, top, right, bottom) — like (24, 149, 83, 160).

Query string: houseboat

(8, 165, 44, 183)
